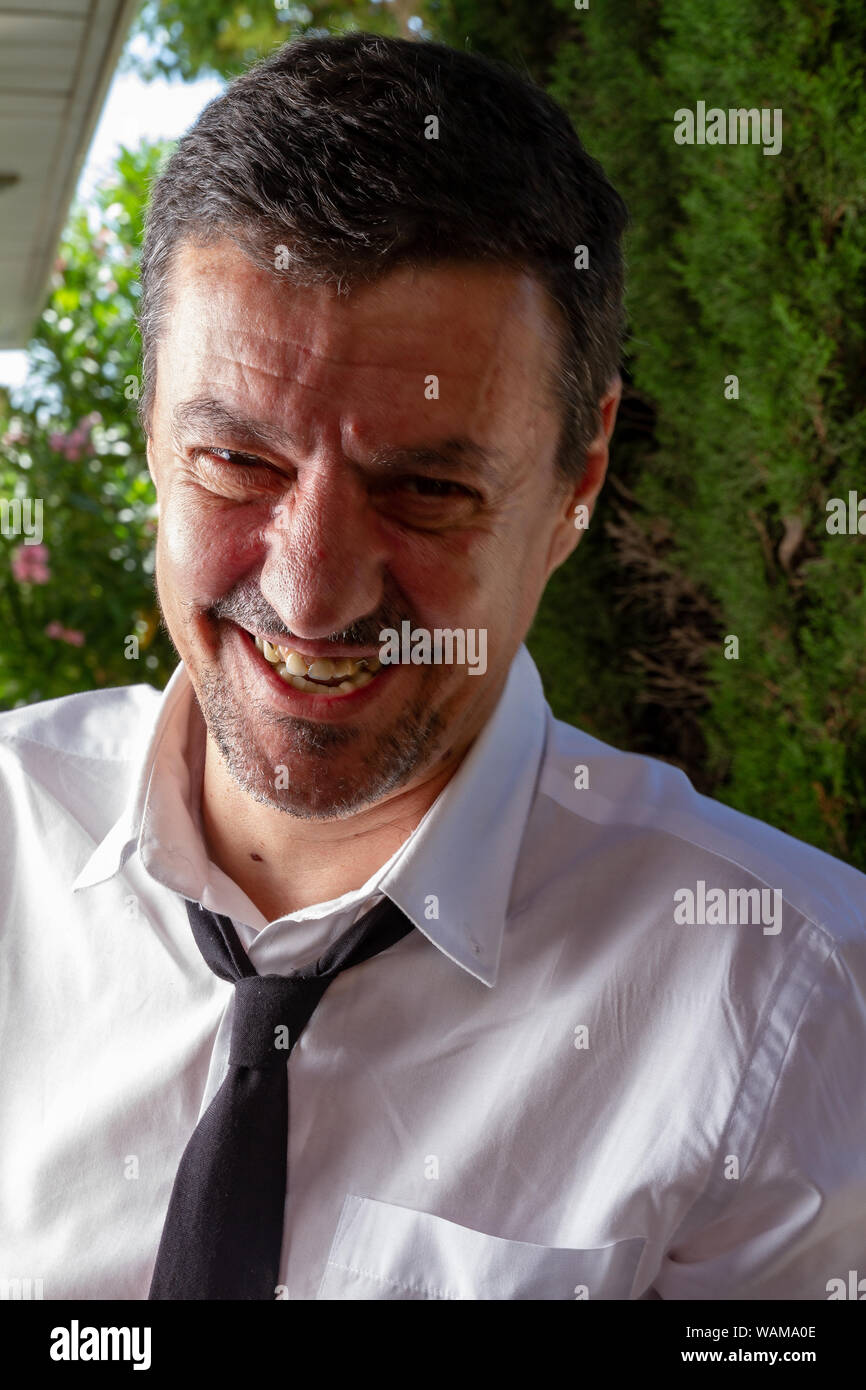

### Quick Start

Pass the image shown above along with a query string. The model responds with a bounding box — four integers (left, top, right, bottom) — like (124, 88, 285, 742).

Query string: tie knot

(229, 973, 327, 1069)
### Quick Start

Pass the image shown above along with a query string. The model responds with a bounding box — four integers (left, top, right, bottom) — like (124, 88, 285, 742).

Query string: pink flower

(45, 621, 84, 646)
(11, 544, 51, 584)
(50, 418, 96, 461)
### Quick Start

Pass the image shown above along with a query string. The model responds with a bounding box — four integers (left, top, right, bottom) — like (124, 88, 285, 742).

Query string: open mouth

(248, 632, 383, 694)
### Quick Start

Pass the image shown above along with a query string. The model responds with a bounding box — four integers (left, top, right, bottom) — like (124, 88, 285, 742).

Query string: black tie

(148, 894, 415, 1300)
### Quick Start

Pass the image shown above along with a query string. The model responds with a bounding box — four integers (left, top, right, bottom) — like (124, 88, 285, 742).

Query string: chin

(197, 651, 448, 818)
(224, 753, 410, 821)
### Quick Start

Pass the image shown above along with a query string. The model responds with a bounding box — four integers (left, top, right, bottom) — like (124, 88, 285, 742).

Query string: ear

(145, 435, 158, 492)
(543, 374, 622, 579)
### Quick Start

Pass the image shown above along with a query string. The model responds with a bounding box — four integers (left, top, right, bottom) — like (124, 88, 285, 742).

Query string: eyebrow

(170, 398, 299, 455)
(169, 396, 507, 485)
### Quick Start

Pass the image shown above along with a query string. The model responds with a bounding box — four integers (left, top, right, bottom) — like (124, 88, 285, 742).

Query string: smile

(251, 634, 383, 694)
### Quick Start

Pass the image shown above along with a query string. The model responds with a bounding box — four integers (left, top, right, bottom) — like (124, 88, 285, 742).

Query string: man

(1, 32, 864, 1302)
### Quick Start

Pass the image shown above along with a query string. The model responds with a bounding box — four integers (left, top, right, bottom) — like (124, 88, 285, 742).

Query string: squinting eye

(198, 447, 266, 467)
(401, 477, 470, 498)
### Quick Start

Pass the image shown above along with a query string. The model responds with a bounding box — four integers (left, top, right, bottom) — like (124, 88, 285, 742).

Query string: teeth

(251, 631, 384, 694)
(284, 651, 308, 676)
(307, 659, 339, 680)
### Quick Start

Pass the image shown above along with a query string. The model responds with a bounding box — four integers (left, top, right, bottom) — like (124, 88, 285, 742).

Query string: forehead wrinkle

(195, 329, 458, 380)
(205, 350, 445, 387)
(179, 280, 541, 390)
(205, 351, 337, 400)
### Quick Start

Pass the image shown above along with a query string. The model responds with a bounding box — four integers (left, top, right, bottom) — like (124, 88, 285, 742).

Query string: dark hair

(138, 32, 628, 483)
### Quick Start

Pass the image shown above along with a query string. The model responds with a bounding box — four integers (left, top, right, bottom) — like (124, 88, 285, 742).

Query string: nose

(258, 463, 387, 640)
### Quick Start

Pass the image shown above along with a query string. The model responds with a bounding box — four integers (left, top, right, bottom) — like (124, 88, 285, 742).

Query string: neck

(200, 740, 463, 921)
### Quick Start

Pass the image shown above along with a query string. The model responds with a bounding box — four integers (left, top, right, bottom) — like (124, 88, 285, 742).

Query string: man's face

(147, 240, 612, 818)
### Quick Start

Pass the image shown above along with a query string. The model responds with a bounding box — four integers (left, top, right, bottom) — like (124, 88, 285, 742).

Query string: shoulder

(0, 684, 166, 829)
(0, 682, 164, 767)
(534, 710, 866, 950)
(0, 679, 175, 883)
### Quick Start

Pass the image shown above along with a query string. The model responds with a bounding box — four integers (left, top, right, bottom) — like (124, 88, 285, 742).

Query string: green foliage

(124, 0, 414, 82)
(0, 144, 177, 707)
(424, 0, 574, 79)
(547, 0, 866, 862)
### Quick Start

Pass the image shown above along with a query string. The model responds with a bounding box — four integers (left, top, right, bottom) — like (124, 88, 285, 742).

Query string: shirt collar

(71, 660, 197, 893)
(379, 647, 547, 985)
(72, 645, 549, 987)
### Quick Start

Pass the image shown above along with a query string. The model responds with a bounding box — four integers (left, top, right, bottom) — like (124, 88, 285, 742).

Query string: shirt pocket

(317, 1194, 646, 1300)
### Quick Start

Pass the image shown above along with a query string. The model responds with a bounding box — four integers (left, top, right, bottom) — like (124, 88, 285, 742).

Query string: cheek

(158, 487, 266, 604)
(384, 528, 490, 618)
(387, 528, 516, 634)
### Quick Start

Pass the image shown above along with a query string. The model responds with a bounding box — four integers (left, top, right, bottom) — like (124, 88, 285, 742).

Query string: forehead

(155, 238, 563, 456)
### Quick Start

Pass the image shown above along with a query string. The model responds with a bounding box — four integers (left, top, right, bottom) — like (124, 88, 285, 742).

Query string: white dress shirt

(1, 643, 865, 1300)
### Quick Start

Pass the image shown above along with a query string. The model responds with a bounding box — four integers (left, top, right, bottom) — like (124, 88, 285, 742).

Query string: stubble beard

(195, 659, 447, 819)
